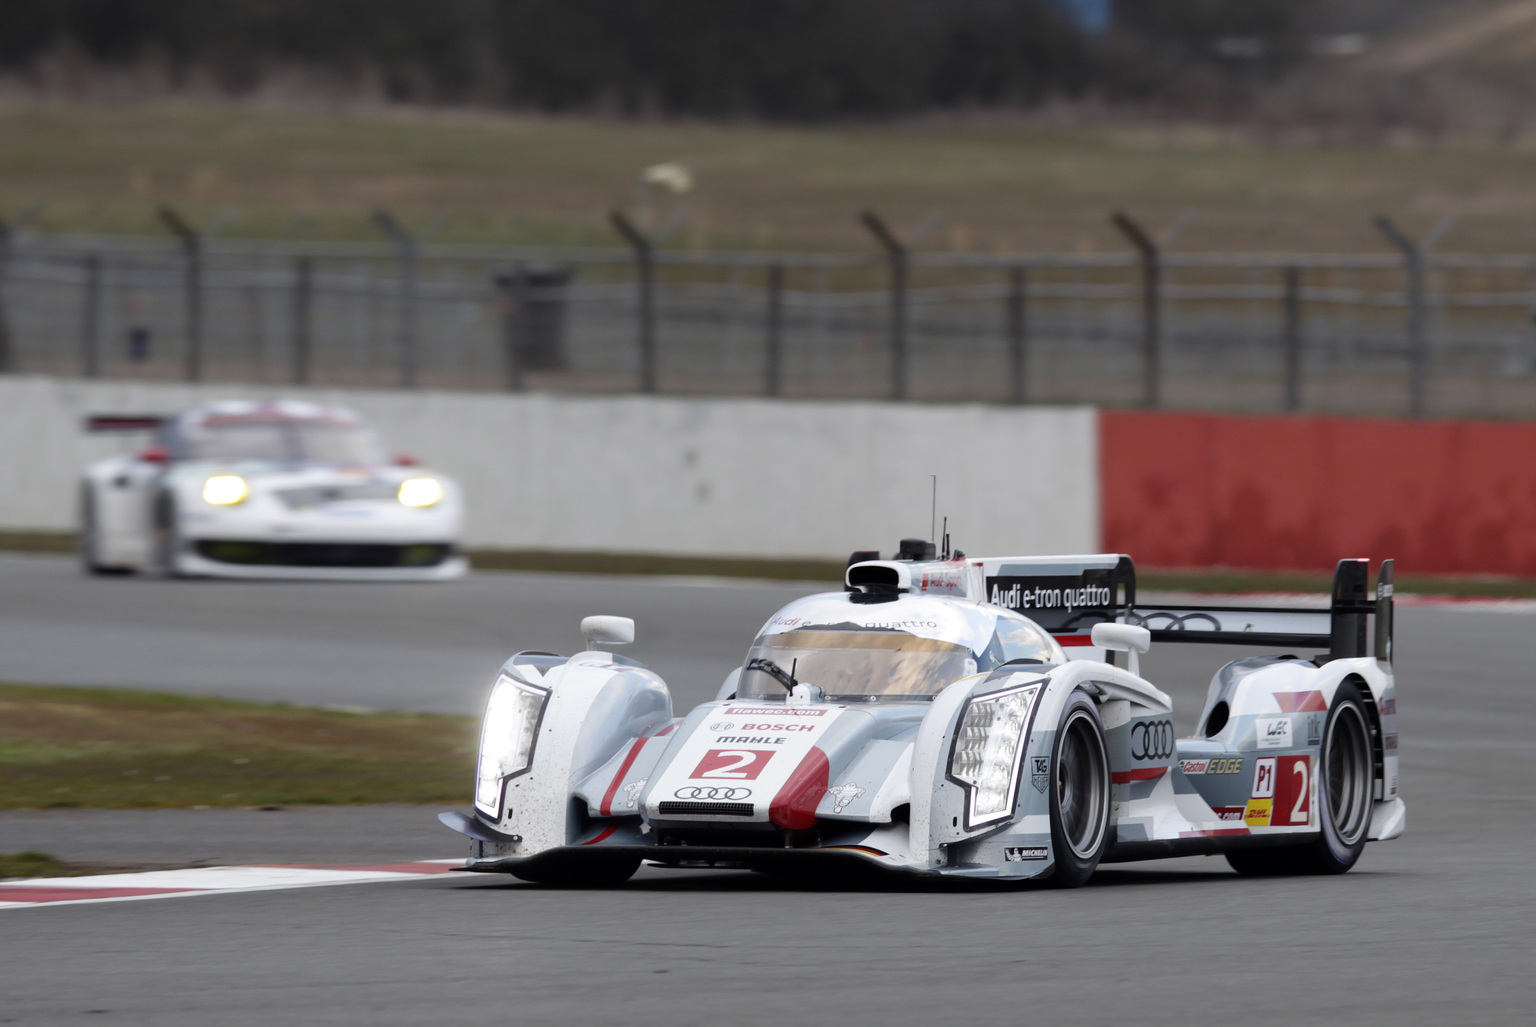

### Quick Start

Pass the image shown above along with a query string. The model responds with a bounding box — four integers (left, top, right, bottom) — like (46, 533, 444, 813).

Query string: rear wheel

(1047, 690, 1110, 887)
(1227, 680, 1375, 876)
(509, 854, 641, 888)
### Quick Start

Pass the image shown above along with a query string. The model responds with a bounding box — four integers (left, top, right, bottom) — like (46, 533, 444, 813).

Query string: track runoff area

(1, 556, 1533, 1024)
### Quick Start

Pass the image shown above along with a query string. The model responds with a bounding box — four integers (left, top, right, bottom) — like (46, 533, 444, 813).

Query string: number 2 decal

(1272, 755, 1311, 827)
(691, 749, 773, 780)
(1289, 758, 1310, 825)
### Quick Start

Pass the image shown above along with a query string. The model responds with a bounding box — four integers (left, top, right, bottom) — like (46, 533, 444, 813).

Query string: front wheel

(1227, 680, 1375, 876)
(1047, 690, 1110, 888)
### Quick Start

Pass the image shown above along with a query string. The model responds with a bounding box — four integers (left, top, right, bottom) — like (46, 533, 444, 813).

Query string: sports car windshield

(739, 629, 977, 700)
(182, 420, 383, 464)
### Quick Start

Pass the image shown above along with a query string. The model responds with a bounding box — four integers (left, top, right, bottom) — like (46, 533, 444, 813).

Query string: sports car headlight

(948, 683, 1042, 828)
(474, 674, 550, 816)
(202, 475, 249, 505)
(398, 478, 444, 507)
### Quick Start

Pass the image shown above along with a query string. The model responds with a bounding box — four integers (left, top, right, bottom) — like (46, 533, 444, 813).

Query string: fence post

(1007, 265, 1028, 404)
(0, 220, 13, 374)
(292, 256, 312, 385)
(82, 253, 104, 378)
(1280, 266, 1302, 413)
(158, 207, 204, 382)
(1372, 214, 1428, 419)
(765, 262, 784, 397)
(372, 210, 419, 388)
(609, 211, 656, 393)
(1111, 211, 1161, 409)
(497, 264, 526, 392)
(860, 211, 908, 401)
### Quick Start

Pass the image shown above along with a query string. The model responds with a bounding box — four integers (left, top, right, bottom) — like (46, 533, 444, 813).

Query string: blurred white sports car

(79, 400, 466, 580)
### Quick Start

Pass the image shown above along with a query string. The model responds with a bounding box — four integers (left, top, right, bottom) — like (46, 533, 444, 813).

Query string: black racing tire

(1226, 680, 1375, 876)
(1046, 689, 1111, 888)
(508, 855, 641, 888)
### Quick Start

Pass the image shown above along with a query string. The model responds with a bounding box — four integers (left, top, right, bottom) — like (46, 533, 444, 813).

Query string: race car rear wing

(1132, 558, 1395, 663)
(846, 548, 1394, 664)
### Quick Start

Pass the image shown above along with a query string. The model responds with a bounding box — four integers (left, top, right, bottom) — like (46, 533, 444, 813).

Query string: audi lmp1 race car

(79, 400, 466, 580)
(441, 543, 1404, 885)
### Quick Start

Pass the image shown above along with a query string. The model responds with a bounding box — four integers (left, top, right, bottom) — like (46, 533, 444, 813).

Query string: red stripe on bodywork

(769, 746, 830, 830)
(652, 720, 680, 737)
(581, 826, 619, 846)
(1054, 634, 1095, 647)
(1275, 690, 1328, 713)
(600, 738, 650, 816)
(1111, 767, 1168, 784)
(0, 887, 199, 903)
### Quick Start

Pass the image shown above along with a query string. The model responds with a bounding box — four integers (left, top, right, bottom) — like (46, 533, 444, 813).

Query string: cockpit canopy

(738, 593, 1061, 701)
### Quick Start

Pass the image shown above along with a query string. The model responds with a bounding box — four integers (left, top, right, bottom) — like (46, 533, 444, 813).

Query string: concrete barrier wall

(1100, 410, 1536, 576)
(0, 377, 1101, 561)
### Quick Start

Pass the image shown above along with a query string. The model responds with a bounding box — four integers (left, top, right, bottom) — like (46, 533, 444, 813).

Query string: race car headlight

(202, 475, 249, 505)
(398, 478, 444, 508)
(474, 674, 549, 816)
(948, 683, 1041, 828)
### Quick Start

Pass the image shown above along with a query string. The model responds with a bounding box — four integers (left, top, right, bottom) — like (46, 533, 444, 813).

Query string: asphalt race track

(2, 553, 1534, 1025)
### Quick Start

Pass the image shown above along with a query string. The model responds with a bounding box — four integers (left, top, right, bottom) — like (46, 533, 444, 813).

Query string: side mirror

(140, 446, 170, 464)
(1091, 622, 1151, 677)
(581, 615, 635, 649)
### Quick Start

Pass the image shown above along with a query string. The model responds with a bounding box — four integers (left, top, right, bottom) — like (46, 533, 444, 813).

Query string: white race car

(79, 400, 466, 580)
(442, 543, 1403, 885)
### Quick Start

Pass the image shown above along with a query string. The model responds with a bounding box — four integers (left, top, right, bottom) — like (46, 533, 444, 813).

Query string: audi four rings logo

(1131, 720, 1175, 760)
(672, 786, 753, 800)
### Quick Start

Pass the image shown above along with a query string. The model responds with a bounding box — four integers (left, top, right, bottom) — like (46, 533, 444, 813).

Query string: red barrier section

(1099, 411, 1536, 576)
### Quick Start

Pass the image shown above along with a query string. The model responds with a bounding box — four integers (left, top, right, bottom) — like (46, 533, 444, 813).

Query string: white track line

(0, 859, 463, 909)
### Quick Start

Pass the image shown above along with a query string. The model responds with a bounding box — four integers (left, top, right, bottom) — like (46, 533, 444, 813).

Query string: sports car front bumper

(173, 542, 467, 581)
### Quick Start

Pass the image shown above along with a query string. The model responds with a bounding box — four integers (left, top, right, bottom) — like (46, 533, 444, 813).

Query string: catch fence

(2, 228, 1535, 418)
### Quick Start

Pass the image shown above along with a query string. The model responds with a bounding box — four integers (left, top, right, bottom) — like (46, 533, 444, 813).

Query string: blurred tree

(0, 0, 1334, 118)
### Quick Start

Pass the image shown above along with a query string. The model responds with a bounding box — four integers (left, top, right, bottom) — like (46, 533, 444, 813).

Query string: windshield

(738, 629, 978, 701)
(182, 420, 383, 464)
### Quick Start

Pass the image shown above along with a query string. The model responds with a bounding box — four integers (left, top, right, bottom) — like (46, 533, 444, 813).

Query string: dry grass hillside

(5, 101, 1536, 254)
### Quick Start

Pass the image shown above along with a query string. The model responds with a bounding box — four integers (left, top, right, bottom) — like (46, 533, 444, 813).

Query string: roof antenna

(930, 474, 937, 548)
(942, 516, 949, 560)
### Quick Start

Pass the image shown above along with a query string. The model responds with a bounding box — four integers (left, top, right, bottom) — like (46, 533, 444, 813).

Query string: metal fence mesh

(3, 233, 1535, 418)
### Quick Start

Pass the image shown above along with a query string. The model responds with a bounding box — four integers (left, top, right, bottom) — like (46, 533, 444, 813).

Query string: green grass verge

(0, 682, 476, 810)
(0, 851, 67, 879)
(0, 531, 75, 554)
